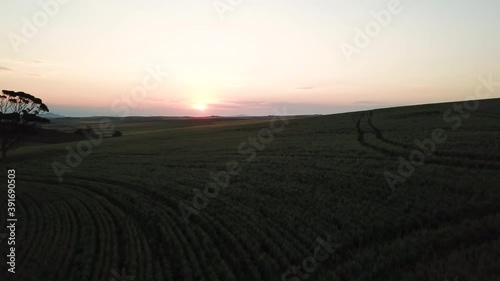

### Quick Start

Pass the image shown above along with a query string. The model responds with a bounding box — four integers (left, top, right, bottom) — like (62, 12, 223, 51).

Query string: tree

(0, 90, 50, 161)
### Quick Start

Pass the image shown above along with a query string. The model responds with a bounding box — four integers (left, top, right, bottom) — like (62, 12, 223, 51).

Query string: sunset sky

(1, 0, 499, 116)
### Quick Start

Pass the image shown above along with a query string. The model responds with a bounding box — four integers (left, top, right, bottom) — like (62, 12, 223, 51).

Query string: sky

(0, 0, 499, 117)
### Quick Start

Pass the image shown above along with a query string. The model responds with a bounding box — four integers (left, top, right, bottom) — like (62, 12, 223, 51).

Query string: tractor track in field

(354, 111, 500, 170)
(367, 110, 500, 162)
(15, 169, 500, 281)
(18, 174, 317, 281)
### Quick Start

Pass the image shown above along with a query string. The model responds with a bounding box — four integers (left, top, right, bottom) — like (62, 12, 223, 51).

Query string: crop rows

(2, 100, 500, 280)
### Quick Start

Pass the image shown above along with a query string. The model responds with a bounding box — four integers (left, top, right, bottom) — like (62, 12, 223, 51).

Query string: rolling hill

(1, 98, 500, 281)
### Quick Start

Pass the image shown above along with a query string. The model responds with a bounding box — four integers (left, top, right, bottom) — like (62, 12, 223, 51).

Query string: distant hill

(40, 112, 65, 119)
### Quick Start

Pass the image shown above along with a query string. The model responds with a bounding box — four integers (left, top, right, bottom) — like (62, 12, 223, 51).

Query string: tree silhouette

(0, 90, 50, 161)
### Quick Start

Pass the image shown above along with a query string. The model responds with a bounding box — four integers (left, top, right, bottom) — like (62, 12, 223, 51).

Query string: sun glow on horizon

(193, 103, 207, 111)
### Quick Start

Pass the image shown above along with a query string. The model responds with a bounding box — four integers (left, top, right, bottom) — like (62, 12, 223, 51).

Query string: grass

(1, 98, 499, 281)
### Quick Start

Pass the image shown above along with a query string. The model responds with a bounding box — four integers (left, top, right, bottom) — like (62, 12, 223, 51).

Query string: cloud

(352, 100, 379, 105)
(21, 73, 44, 77)
(146, 96, 189, 103)
(212, 100, 275, 110)
(146, 98, 276, 111)
(409, 84, 430, 89)
(0, 66, 13, 72)
(294, 86, 315, 90)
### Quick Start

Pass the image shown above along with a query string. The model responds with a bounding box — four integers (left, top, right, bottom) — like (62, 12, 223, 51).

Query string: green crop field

(1, 98, 500, 281)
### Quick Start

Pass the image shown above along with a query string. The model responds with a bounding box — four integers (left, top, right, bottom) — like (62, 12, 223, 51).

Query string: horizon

(1, 0, 500, 117)
(39, 96, 500, 119)
(38, 97, 500, 119)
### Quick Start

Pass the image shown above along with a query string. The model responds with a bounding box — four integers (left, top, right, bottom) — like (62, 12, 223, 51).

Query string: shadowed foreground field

(1, 99, 500, 281)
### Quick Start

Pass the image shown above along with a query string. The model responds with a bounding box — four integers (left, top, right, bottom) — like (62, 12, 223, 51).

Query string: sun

(193, 103, 207, 111)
